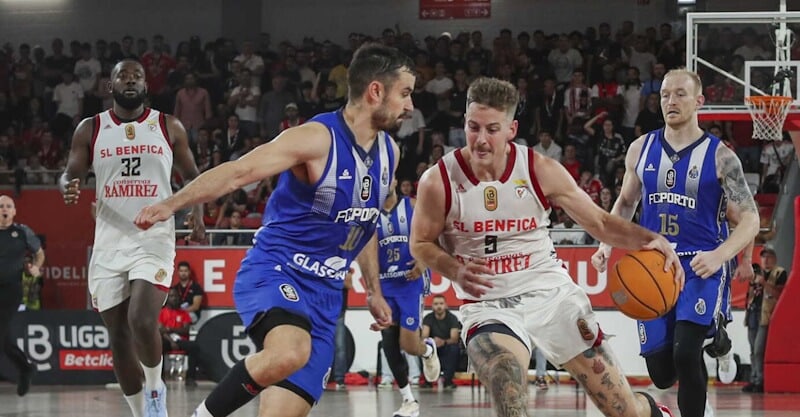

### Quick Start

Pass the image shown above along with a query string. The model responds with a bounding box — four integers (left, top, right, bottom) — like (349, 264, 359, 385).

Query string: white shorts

(88, 248, 174, 312)
(460, 281, 600, 367)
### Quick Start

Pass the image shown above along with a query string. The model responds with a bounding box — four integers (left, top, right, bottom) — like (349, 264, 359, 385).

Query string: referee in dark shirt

(0, 195, 44, 396)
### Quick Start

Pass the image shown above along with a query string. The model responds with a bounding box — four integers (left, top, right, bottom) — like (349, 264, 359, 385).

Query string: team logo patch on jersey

(146, 119, 158, 132)
(665, 168, 676, 189)
(279, 283, 299, 302)
(154, 269, 167, 282)
(515, 186, 531, 199)
(360, 176, 372, 201)
(385, 220, 394, 235)
(11, 230, 18, 238)
(688, 165, 699, 179)
(406, 317, 415, 326)
(638, 322, 647, 344)
(695, 298, 706, 315)
(399, 215, 406, 224)
(577, 319, 594, 341)
(124, 124, 135, 140)
(484, 186, 498, 211)
(364, 156, 373, 168)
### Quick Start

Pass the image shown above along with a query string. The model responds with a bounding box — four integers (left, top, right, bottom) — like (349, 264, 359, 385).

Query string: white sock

(423, 344, 433, 359)
(124, 391, 145, 417)
(193, 401, 214, 417)
(399, 383, 415, 403)
(141, 358, 164, 392)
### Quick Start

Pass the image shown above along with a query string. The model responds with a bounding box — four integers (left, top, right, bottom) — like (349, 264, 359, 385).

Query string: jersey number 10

(340, 226, 366, 251)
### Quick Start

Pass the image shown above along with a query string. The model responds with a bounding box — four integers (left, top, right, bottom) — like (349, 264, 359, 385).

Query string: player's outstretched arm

(592, 134, 646, 271)
(690, 145, 760, 279)
(410, 165, 494, 298)
(536, 152, 684, 284)
(135, 122, 330, 228)
(59, 117, 94, 204)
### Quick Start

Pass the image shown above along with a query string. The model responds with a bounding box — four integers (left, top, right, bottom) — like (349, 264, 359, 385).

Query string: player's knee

(672, 342, 701, 371)
(127, 314, 157, 338)
(398, 331, 419, 354)
(645, 353, 677, 388)
(275, 347, 311, 375)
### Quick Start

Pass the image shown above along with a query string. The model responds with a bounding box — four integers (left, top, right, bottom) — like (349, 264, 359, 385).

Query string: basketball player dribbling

(135, 43, 413, 417)
(60, 59, 205, 417)
(592, 69, 760, 417)
(376, 178, 440, 417)
(411, 77, 683, 417)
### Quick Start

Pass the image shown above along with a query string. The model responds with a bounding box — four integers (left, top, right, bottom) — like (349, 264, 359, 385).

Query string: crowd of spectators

(0, 21, 795, 245)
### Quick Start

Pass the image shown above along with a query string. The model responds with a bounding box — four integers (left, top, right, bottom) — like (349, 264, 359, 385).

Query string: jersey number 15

(658, 213, 679, 236)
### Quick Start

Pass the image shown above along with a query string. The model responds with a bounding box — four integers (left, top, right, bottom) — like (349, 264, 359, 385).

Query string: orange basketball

(608, 250, 679, 320)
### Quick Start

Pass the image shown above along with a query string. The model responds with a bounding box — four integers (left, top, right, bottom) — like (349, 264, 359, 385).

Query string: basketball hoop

(745, 95, 793, 140)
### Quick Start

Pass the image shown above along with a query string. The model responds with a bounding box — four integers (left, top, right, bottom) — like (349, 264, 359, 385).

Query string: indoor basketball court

(2, 382, 800, 417)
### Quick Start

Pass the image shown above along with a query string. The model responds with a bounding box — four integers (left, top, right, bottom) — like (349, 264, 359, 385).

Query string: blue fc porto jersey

(252, 110, 395, 289)
(377, 196, 425, 295)
(636, 129, 728, 256)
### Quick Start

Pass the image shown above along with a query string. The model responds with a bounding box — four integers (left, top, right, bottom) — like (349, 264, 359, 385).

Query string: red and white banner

(8, 190, 754, 311)
(175, 247, 754, 310)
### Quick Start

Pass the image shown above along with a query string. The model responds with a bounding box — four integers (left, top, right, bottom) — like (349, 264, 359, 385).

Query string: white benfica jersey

(91, 108, 175, 253)
(437, 143, 571, 300)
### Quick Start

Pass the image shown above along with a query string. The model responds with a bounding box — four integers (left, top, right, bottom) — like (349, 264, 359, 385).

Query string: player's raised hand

(367, 294, 393, 331)
(643, 236, 685, 291)
(134, 203, 174, 230)
(453, 258, 495, 298)
(591, 243, 612, 273)
(690, 250, 725, 280)
(62, 178, 81, 205)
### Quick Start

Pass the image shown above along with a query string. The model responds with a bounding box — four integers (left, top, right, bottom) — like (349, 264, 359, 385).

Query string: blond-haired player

(411, 77, 683, 417)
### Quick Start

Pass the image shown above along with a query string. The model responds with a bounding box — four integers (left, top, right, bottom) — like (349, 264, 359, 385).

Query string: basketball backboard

(686, 0, 800, 130)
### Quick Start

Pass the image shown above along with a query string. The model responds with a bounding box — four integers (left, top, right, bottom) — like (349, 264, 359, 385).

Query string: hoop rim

(745, 95, 794, 105)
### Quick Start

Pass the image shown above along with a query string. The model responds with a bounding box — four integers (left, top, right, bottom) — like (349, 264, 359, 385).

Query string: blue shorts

(385, 292, 423, 331)
(233, 257, 341, 403)
(639, 256, 729, 356)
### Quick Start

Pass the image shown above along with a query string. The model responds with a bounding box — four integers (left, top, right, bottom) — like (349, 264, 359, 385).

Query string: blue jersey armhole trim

(635, 132, 654, 173)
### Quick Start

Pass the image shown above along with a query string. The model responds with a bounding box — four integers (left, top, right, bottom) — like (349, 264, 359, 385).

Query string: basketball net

(745, 95, 793, 141)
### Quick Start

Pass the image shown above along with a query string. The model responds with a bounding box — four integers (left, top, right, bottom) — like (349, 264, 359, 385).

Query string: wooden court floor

(2, 381, 799, 417)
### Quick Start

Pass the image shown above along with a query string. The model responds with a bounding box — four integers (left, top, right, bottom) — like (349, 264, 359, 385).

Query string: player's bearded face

(372, 96, 411, 131)
(113, 86, 146, 110)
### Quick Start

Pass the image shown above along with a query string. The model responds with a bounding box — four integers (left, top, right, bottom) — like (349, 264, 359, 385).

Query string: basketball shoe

(145, 383, 168, 417)
(393, 399, 420, 417)
(716, 350, 738, 384)
(421, 338, 440, 383)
